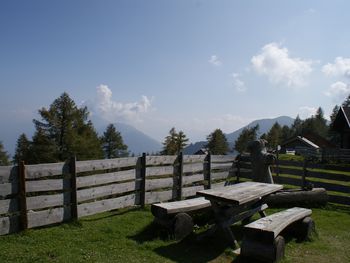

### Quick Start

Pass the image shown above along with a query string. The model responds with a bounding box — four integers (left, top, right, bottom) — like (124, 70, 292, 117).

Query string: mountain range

(183, 116, 294, 154)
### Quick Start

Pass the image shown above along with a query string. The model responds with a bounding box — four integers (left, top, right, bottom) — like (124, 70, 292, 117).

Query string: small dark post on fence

(177, 152, 183, 200)
(235, 155, 241, 183)
(140, 153, 147, 208)
(69, 156, 78, 220)
(206, 152, 212, 189)
(18, 161, 28, 230)
(302, 159, 308, 190)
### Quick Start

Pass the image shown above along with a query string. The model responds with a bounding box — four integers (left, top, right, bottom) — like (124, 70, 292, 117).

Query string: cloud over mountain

(251, 42, 313, 87)
(90, 84, 153, 123)
(322, 57, 350, 78)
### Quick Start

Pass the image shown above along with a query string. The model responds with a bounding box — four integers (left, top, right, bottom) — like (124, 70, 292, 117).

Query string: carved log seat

(240, 207, 314, 263)
(151, 197, 211, 240)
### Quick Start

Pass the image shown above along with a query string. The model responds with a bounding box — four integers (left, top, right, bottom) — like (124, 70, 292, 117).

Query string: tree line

(0, 93, 349, 165)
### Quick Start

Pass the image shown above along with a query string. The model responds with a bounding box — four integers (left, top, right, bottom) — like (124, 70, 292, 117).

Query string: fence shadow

(130, 221, 246, 263)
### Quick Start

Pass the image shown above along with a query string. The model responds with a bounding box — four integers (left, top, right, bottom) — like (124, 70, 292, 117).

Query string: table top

(197, 181, 283, 206)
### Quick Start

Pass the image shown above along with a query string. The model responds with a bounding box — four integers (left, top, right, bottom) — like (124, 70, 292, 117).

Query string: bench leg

(241, 235, 285, 263)
(173, 212, 194, 240)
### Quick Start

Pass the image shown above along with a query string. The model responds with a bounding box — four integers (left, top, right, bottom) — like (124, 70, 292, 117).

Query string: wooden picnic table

(196, 181, 283, 248)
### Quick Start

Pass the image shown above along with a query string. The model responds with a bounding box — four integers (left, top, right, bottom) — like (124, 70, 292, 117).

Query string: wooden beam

(177, 152, 183, 200)
(69, 156, 78, 220)
(18, 161, 27, 230)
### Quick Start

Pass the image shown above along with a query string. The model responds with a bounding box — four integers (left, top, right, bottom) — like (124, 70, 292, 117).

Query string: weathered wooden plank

(276, 167, 301, 176)
(76, 157, 138, 173)
(146, 155, 177, 165)
(26, 178, 70, 193)
(77, 181, 139, 202)
(151, 197, 210, 217)
(182, 174, 205, 185)
(244, 207, 312, 239)
(146, 166, 174, 177)
(0, 215, 20, 235)
(239, 162, 252, 170)
(183, 163, 204, 174)
(211, 181, 227, 189)
(183, 155, 206, 163)
(27, 206, 71, 228)
(211, 155, 236, 163)
(145, 177, 174, 191)
(0, 166, 18, 183)
(182, 185, 205, 198)
(25, 162, 68, 179)
(77, 169, 136, 188)
(328, 194, 350, 206)
(197, 182, 283, 205)
(307, 170, 350, 182)
(145, 190, 176, 204)
(211, 171, 229, 181)
(211, 163, 233, 170)
(273, 176, 350, 194)
(0, 198, 19, 215)
(78, 193, 139, 217)
(0, 182, 19, 196)
(26, 193, 71, 211)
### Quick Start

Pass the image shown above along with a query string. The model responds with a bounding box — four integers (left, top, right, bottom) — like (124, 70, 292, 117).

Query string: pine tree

(290, 115, 303, 136)
(206, 129, 229, 154)
(13, 133, 31, 164)
(30, 127, 59, 164)
(161, 128, 189, 155)
(234, 125, 259, 153)
(176, 131, 189, 153)
(101, 124, 128, 158)
(0, 141, 10, 165)
(266, 122, 282, 149)
(342, 94, 350, 107)
(32, 92, 103, 162)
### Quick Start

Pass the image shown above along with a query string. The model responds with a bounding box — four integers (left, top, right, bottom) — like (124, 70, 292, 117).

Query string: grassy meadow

(0, 204, 349, 263)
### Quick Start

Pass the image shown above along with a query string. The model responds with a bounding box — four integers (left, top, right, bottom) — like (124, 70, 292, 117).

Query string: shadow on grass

(130, 221, 246, 263)
(80, 207, 142, 222)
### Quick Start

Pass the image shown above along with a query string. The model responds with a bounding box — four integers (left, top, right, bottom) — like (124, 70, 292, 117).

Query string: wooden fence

(0, 154, 236, 236)
(1, 153, 349, 236)
(237, 157, 350, 206)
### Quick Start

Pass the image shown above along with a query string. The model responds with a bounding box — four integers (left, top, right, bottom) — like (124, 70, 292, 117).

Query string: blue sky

(1, 0, 350, 154)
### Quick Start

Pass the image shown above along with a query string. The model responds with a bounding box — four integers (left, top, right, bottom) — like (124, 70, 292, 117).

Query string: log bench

(240, 207, 314, 263)
(151, 197, 211, 240)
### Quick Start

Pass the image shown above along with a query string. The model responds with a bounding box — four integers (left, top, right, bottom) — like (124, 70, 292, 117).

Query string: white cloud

(298, 106, 317, 119)
(92, 84, 153, 123)
(322, 57, 350, 78)
(232, 73, 246, 92)
(324, 81, 350, 103)
(251, 42, 313, 87)
(208, 55, 222, 66)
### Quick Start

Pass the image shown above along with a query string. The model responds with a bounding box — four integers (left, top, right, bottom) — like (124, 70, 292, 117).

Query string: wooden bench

(151, 197, 211, 240)
(240, 207, 314, 262)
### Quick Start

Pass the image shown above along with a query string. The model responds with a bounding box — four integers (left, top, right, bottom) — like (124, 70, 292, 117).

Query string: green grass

(0, 205, 349, 263)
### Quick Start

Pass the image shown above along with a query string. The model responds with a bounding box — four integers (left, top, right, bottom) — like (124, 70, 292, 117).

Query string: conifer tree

(32, 92, 103, 162)
(161, 128, 189, 155)
(13, 133, 31, 164)
(101, 124, 128, 158)
(234, 125, 259, 153)
(206, 129, 229, 154)
(0, 141, 10, 165)
(266, 122, 282, 149)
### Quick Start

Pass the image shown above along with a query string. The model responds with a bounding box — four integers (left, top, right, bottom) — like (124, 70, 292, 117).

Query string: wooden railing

(236, 158, 350, 207)
(0, 154, 236, 236)
(2, 153, 349, 236)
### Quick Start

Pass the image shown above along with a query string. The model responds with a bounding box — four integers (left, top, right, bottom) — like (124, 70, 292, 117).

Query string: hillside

(184, 116, 294, 154)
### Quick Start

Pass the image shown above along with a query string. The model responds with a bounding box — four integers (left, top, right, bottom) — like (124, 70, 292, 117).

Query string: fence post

(18, 161, 28, 230)
(69, 156, 78, 220)
(206, 153, 212, 189)
(302, 159, 308, 190)
(140, 153, 146, 208)
(177, 152, 183, 200)
(235, 155, 241, 183)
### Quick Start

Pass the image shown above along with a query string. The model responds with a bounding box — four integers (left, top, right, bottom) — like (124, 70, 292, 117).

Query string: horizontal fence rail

(1, 153, 349, 236)
(0, 154, 236, 235)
